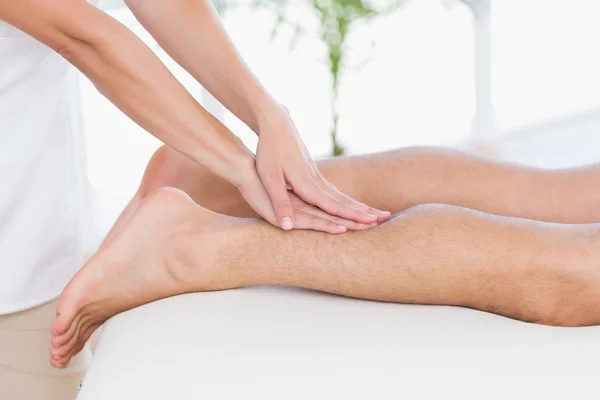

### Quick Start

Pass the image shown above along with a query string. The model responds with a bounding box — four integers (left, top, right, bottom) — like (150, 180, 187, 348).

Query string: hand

(254, 107, 391, 230)
(238, 167, 378, 234)
(287, 191, 379, 233)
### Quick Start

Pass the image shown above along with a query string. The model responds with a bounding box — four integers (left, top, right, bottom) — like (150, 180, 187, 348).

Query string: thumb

(262, 171, 295, 230)
(237, 175, 279, 226)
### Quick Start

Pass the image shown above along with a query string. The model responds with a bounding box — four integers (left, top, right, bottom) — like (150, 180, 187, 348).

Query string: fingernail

(367, 214, 378, 221)
(382, 211, 391, 216)
(337, 225, 347, 232)
(281, 217, 294, 231)
(53, 355, 61, 360)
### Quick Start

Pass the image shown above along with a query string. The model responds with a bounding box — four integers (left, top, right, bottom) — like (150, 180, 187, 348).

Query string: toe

(53, 316, 99, 366)
(52, 315, 89, 357)
(50, 309, 73, 336)
(51, 348, 73, 369)
(50, 357, 66, 369)
(52, 268, 91, 338)
(64, 322, 99, 362)
(52, 312, 88, 348)
(64, 339, 86, 366)
(51, 324, 74, 348)
(51, 343, 71, 359)
(50, 320, 66, 337)
(59, 339, 86, 369)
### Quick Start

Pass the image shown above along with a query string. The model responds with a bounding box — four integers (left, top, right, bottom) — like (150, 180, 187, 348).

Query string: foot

(50, 187, 244, 368)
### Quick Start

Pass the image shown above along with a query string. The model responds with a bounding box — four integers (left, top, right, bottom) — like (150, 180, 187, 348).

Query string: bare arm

(121, 0, 391, 228)
(0, 0, 253, 186)
(124, 0, 281, 134)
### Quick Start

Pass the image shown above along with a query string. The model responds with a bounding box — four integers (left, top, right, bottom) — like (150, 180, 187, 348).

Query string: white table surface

(77, 286, 600, 400)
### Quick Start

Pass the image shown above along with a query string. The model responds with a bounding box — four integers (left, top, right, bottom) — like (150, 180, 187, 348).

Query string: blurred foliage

(215, 0, 405, 156)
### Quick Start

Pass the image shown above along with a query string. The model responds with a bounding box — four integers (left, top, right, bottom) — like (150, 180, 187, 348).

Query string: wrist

(226, 149, 257, 188)
(251, 97, 290, 137)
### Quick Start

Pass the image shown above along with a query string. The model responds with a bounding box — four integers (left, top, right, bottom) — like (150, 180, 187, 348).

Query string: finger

(261, 170, 295, 230)
(294, 178, 378, 224)
(322, 180, 391, 223)
(300, 206, 374, 231)
(238, 176, 278, 226)
(294, 211, 348, 234)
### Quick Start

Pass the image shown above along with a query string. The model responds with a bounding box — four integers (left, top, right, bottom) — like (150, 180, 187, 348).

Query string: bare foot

(50, 187, 244, 368)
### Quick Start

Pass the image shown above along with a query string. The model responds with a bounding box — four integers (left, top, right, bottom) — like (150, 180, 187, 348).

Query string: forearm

(75, 31, 254, 184)
(125, 0, 283, 133)
(0, 0, 253, 185)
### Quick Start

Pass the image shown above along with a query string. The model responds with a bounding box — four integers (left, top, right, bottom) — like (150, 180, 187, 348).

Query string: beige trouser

(0, 300, 92, 400)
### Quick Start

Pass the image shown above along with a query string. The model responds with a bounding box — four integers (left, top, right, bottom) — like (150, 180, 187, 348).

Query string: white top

(0, 17, 89, 314)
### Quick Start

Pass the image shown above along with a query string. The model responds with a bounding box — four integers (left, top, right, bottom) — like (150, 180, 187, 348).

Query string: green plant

(217, 0, 404, 156)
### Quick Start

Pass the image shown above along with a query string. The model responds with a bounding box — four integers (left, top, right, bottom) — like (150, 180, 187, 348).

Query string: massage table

(77, 286, 600, 400)
(79, 130, 600, 400)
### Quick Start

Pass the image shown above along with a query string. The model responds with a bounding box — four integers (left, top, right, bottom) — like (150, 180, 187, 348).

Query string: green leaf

(216, 0, 407, 156)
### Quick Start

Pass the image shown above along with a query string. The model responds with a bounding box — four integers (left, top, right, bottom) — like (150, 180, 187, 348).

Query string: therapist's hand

(238, 166, 378, 234)
(253, 108, 391, 231)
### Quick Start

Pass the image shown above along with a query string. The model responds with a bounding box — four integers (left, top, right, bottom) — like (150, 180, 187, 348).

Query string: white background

(84, 0, 600, 200)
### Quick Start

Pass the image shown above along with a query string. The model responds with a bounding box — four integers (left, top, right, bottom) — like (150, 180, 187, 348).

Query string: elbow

(54, 25, 117, 69)
(54, 36, 94, 66)
(55, 39, 80, 63)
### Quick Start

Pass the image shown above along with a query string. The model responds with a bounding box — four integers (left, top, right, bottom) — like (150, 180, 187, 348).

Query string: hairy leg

(130, 145, 600, 223)
(52, 187, 600, 368)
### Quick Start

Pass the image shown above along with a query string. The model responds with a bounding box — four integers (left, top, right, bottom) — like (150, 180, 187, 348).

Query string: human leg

(52, 187, 600, 368)
(127, 145, 600, 223)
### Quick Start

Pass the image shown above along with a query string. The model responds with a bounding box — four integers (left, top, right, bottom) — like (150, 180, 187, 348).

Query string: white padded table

(77, 287, 600, 400)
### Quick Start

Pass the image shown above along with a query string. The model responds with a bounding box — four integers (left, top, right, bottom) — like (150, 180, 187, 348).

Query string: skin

(123, 0, 391, 228)
(0, 0, 388, 230)
(108, 145, 600, 242)
(49, 145, 600, 368)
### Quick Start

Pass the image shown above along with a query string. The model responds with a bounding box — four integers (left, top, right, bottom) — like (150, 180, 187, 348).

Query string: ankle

(167, 213, 257, 292)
